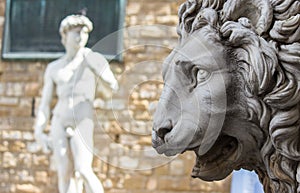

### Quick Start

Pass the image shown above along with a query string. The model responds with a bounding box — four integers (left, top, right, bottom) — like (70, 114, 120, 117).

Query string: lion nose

(157, 127, 172, 139)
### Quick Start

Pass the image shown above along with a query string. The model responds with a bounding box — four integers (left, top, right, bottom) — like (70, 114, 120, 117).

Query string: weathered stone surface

(0, 141, 9, 152)
(35, 171, 48, 183)
(169, 159, 185, 176)
(103, 179, 114, 189)
(26, 142, 41, 153)
(3, 152, 17, 168)
(6, 83, 23, 97)
(10, 141, 26, 152)
(0, 97, 18, 106)
(126, 3, 141, 15)
(140, 26, 168, 38)
(17, 170, 34, 182)
(22, 132, 34, 141)
(146, 178, 157, 190)
(32, 155, 49, 167)
(119, 156, 139, 169)
(2, 130, 22, 140)
(155, 164, 169, 176)
(0, 171, 10, 181)
(138, 136, 152, 146)
(123, 175, 147, 189)
(17, 153, 32, 168)
(0, 83, 4, 95)
(16, 184, 41, 193)
(2, 72, 38, 82)
(156, 15, 178, 25)
(158, 176, 190, 191)
(24, 83, 40, 96)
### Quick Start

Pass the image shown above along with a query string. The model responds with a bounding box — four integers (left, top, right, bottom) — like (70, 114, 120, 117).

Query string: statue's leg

(74, 171, 84, 193)
(70, 118, 104, 193)
(51, 117, 75, 193)
(67, 178, 82, 193)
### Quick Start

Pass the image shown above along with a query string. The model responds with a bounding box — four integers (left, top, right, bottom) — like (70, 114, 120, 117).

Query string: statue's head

(152, 0, 300, 192)
(59, 14, 93, 48)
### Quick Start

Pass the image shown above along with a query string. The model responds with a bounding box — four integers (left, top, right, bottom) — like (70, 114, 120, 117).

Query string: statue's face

(64, 26, 89, 49)
(153, 30, 229, 156)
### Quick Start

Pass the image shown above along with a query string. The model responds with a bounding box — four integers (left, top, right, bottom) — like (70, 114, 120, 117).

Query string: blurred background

(0, 0, 235, 192)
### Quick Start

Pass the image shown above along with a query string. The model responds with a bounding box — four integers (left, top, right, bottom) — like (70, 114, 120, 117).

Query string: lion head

(152, 0, 300, 193)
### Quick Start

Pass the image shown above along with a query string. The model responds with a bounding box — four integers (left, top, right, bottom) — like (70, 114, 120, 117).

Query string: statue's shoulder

(45, 57, 66, 76)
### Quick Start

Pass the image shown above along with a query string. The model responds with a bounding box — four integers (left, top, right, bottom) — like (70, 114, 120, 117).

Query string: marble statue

(34, 14, 118, 193)
(152, 0, 300, 193)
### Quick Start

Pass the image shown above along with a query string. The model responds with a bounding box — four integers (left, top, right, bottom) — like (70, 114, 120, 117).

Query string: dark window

(2, 0, 126, 60)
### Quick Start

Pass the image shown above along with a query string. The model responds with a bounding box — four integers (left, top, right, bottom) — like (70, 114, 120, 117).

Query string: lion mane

(176, 0, 300, 192)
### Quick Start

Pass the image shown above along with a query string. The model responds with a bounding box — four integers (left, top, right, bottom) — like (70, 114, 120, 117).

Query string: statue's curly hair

(59, 14, 93, 42)
(176, 0, 300, 192)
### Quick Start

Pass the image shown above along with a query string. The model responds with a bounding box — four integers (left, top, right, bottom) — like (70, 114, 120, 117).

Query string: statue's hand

(34, 131, 52, 154)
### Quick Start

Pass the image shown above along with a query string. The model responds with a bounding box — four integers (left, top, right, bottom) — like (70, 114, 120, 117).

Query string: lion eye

(197, 69, 211, 83)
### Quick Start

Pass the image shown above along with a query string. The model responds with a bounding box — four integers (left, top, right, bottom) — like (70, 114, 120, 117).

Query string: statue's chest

(55, 58, 85, 84)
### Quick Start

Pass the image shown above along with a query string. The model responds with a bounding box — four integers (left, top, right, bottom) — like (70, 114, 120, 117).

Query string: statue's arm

(86, 51, 119, 91)
(34, 66, 54, 152)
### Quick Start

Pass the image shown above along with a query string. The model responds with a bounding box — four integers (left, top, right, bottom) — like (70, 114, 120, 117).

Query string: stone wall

(0, 0, 231, 193)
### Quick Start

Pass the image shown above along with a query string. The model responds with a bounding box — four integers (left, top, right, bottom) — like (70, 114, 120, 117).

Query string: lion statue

(152, 0, 300, 193)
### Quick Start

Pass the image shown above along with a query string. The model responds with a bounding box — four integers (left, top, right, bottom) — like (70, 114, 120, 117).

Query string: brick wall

(0, 0, 231, 192)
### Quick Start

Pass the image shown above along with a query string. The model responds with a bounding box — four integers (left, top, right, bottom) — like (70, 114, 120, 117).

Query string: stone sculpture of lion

(152, 0, 300, 193)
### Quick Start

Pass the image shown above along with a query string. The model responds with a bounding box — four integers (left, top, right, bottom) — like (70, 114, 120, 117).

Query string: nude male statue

(34, 14, 118, 193)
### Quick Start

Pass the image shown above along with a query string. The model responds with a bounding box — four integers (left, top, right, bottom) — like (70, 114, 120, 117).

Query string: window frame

(2, 0, 126, 61)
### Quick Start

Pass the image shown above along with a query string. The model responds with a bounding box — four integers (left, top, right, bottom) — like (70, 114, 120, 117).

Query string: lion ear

(221, 0, 273, 35)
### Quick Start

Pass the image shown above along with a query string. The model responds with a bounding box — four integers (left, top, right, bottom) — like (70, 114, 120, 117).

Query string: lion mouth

(152, 122, 200, 156)
(152, 130, 180, 156)
(192, 135, 239, 180)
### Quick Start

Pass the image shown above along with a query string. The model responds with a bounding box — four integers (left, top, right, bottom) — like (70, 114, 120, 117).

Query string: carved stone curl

(152, 1, 300, 193)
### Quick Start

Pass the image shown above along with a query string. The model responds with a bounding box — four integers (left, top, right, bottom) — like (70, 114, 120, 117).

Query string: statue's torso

(50, 48, 95, 122)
